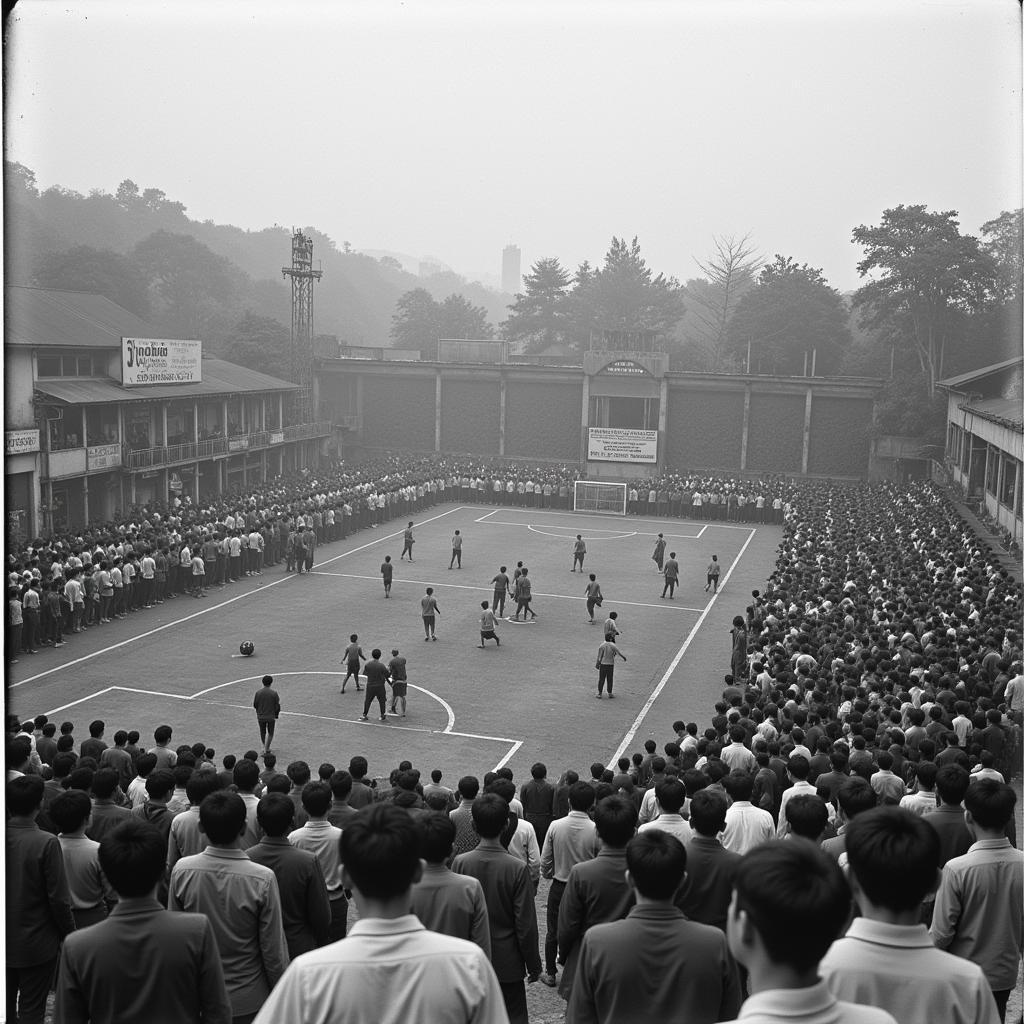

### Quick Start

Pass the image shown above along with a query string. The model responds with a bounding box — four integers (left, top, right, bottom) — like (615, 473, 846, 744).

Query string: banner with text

(122, 338, 202, 386)
(587, 427, 658, 464)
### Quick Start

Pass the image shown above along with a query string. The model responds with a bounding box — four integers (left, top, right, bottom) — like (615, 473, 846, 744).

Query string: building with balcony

(939, 355, 1023, 544)
(5, 286, 334, 538)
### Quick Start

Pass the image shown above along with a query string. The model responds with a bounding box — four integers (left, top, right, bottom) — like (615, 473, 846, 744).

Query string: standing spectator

(247, 793, 331, 961)
(6, 775, 75, 1024)
(638, 778, 694, 846)
(49, 790, 115, 928)
(722, 771, 775, 854)
(567, 830, 741, 1024)
(819, 806, 999, 1024)
(722, 840, 896, 1024)
(556, 794, 637, 1000)
(84, 768, 132, 844)
(54, 818, 231, 1024)
(326, 770, 360, 829)
(730, 615, 749, 683)
(926, 764, 975, 867)
(677, 790, 740, 932)
(98, 730, 135, 793)
(453, 794, 541, 1024)
(931, 781, 1024, 1020)
(451, 775, 482, 857)
(288, 782, 348, 942)
(410, 812, 491, 954)
(252, 804, 506, 1024)
(167, 771, 223, 876)
(539, 781, 600, 989)
(168, 791, 289, 1023)
(253, 675, 281, 755)
(519, 762, 556, 848)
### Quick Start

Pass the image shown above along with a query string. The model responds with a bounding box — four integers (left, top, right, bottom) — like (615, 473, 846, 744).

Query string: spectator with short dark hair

(247, 792, 331, 960)
(722, 771, 774, 854)
(927, 764, 974, 867)
(410, 812, 490, 953)
(567, 830, 740, 1024)
(169, 791, 289, 1023)
(519, 761, 555, 847)
(253, 803, 506, 1024)
(819, 806, 999, 1024)
(289, 781, 347, 942)
(450, 774, 482, 857)
(54, 818, 231, 1024)
(723, 840, 894, 1024)
(6, 774, 75, 1024)
(785, 794, 830, 843)
(86, 766, 132, 843)
(931, 781, 1024, 1019)
(678, 789, 740, 931)
(49, 789, 115, 927)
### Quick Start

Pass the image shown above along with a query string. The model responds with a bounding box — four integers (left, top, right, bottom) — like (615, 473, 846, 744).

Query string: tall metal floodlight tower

(282, 230, 323, 422)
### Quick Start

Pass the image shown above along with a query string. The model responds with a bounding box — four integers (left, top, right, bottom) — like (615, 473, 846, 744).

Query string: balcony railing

(123, 421, 332, 470)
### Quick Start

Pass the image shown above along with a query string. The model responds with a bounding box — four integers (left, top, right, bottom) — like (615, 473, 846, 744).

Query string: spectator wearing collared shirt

(289, 781, 348, 942)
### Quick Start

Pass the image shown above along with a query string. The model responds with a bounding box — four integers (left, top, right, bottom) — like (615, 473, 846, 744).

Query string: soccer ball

(239, 641, 255, 657)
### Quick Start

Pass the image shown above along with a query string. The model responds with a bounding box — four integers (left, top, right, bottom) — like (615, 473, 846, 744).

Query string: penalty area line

(607, 527, 756, 765)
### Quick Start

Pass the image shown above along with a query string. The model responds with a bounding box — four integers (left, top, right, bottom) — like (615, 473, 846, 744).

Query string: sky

(5, 0, 1021, 293)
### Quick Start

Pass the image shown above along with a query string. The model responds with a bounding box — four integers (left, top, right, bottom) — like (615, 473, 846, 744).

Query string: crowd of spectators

(6, 464, 1024, 1023)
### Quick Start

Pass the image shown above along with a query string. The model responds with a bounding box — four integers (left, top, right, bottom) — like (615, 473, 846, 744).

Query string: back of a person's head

(90, 767, 119, 800)
(732, 839, 851, 972)
(256, 792, 295, 837)
(531, 762, 547, 780)
(788, 754, 809, 779)
(722, 771, 755, 802)
(342, 803, 421, 898)
(471, 792, 510, 839)
(430, 769, 443, 784)
(349, 755, 368, 779)
(330, 770, 353, 800)
(172, 764, 194, 789)
(458, 775, 480, 800)
(786, 795, 829, 841)
(935, 763, 970, 805)
(964, 779, 1016, 831)
(836, 776, 876, 819)
(153, 724, 172, 745)
(88, 719, 104, 738)
(416, 811, 457, 863)
(488, 778, 516, 804)
(287, 760, 311, 786)
(7, 735, 31, 767)
(99, 819, 170, 898)
(829, 750, 849, 771)
(49, 789, 92, 833)
(689, 789, 728, 836)
(594, 794, 638, 847)
(654, 777, 686, 815)
(232, 758, 260, 792)
(6, 773, 45, 816)
(51, 752, 77, 780)
(199, 790, 246, 845)
(568, 780, 596, 812)
(914, 762, 938, 790)
(876, 751, 894, 771)
(186, 770, 222, 806)
(135, 752, 158, 779)
(682, 768, 709, 797)
(846, 806, 940, 912)
(300, 781, 333, 817)
(650, 756, 666, 774)
(145, 769, 174, 800)
(266, 774, 291, 795)
(626, 830, 687, 900)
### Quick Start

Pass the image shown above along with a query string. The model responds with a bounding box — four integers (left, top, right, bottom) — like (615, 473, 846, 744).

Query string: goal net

(573, 480, 627, 516)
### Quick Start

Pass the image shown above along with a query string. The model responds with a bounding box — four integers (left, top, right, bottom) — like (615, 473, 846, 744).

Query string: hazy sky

(5, 0, 1021, 292)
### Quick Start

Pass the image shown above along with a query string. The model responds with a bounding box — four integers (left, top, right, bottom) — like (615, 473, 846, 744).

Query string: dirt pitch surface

(8, 503, 781, 784)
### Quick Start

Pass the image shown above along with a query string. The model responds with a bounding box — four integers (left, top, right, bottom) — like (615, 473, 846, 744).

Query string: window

(986, 448, 1000, 495)
(36, 352, 107, 377)
(999, 456, 1020, 509)
(37, 356, 61, 377)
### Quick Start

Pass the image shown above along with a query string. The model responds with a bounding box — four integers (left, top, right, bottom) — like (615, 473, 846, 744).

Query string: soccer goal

(573, 480, 627, 516)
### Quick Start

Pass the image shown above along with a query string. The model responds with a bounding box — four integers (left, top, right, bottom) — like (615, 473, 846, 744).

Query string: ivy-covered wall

(808, 398, 873, 477)
(665, 389, 745, 469)
(506, 381, 583, 460)
(747, 393, 806, 474)
(362, 376, 436, 451)
(440, 379, 500, 454)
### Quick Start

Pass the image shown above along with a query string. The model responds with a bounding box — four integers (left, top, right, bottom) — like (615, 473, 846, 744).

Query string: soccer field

(8, 504, 782, 783)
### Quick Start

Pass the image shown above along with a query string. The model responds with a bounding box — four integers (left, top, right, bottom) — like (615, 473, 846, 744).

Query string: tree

(32, 245, 151, 318)
(726, 256, 852, 375)
(500, 256, 572, 352)
(390, 288, 441, 353)
(684, 233, 762, 369)
(220, 312, 293, 381)
(980, 208, 1022, 307)
(6, 161, 38, 198)
(438, 294, 493, 339)
(115, 179, 141, 207)
(851, 205, 995, 397)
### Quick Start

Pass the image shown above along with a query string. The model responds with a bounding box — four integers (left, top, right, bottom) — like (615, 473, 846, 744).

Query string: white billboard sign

(5, 429, 40, 455)
(122, 338, 202, 385)
(588, 427, 658, 464)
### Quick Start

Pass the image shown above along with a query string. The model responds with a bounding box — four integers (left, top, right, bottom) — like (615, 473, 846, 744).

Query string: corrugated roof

(5, 285, 161, 349)
(959, 397, 1024, 432)
(36, 355, 300, 405)
(937, 356, 1023, 390)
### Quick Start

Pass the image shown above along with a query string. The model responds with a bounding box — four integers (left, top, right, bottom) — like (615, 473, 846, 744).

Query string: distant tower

(502, 244, 521, 294)
(282, 230, 323, 422)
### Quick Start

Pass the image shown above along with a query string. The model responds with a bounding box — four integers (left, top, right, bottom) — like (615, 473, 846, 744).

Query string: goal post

(573, 480, 627, 516)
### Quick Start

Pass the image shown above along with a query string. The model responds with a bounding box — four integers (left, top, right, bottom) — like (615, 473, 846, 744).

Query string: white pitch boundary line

(11, 507, 465, 690)
(607, 527, 757, 766)
(312, 570, 703, 613)
(474, 507, 753, 532)
(480, 519, 705, 540)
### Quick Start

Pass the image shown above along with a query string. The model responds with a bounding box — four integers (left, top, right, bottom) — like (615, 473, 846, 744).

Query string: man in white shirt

(722, 772, 775, 855)
(289, 781, 348, 942)
(776, 755, 817, 837)
(638, 778, 694, 847)
(254, 803, 506, 1024)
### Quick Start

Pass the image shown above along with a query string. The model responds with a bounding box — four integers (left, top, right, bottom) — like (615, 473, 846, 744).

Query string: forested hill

(4, 163, 513, 374)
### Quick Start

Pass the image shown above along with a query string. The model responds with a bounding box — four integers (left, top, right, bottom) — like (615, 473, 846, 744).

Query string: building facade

(939, 356, 1023, 543)
(5, 286, 333, 539)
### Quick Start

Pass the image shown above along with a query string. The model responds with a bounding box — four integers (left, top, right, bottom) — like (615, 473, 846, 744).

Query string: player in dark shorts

(388, 648, 408, 716)
(513, 568, 537, 620)
(572, 535, 586, 572)
(491, 566, 510, 617)
(479, 601, 501, 648)
(705, 555, 721, 593)
(381, 555, 394, 598)
(341, 634, 365, 693)
(360, 649, 390, 722)
(401, 522, 414, 561)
